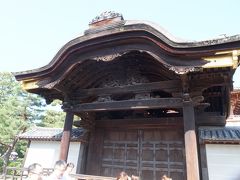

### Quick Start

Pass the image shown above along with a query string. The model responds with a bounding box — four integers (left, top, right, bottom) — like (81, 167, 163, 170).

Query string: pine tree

(39, 100, 65, 128)
(0, 72, 46, 174)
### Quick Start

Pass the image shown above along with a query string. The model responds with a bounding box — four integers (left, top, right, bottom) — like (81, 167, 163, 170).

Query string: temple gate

(15, 12, 240, 180)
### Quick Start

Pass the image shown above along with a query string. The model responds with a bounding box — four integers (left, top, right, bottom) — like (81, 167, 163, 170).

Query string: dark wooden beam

(67, 98, 183, 112)
(59, 111, 74, 161)
(95, 117, 183, 129)
(190, 76, 230, 92)
(183, 101, 200, 180)
(196, 114, 226, 125)
(72, 80, 181, 98)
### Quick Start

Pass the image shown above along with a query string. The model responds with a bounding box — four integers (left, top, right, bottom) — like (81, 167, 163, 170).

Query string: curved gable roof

(15, 20, 240, 81)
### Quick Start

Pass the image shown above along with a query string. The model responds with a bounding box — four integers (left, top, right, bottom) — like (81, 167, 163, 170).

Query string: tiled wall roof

(199, 126, 240, 144)
(18, 127, 87, 142)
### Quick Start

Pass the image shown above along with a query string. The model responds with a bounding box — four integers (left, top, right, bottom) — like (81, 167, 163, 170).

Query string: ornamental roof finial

(89, 11, 124, 28)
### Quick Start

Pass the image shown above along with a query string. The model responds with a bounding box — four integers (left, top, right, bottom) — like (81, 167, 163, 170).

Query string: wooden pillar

(183, 99, 200, 180)
(199, 144, 209, 180)
(59, 111, 74, 161)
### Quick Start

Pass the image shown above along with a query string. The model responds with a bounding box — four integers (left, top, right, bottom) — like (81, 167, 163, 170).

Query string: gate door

(100, 129, 186, 180)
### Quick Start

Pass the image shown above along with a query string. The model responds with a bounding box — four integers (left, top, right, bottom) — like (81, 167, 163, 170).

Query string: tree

(39, 100, 65, 128)
(0, 72, 46, 174)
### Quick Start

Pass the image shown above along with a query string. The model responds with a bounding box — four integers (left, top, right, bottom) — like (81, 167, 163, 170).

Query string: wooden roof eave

(14, 21, 240, 79)
(14, 21, 240, 91)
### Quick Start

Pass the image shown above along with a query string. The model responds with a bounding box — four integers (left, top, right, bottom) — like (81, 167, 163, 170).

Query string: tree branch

(0, 141, 10, 148)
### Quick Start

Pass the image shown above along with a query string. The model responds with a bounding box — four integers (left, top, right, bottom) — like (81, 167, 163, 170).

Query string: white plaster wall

(67, 142, 81, 173)
(24, 141, 81, 173)
(206, 144, 240, 180)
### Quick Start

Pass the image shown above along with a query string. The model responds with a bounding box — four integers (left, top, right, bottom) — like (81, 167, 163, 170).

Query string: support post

(183, 99, 200, 180)
(59, 111, 74, 161)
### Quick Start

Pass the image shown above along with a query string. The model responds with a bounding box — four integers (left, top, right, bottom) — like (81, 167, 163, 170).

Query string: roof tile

(18, 127, 86, 142)
(199, 126, 240, 144)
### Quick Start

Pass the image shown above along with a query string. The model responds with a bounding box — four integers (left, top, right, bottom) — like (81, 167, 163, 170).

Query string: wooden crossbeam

(72, 80, 181, 98)
(95, 117, 183, 129)
(190, 76, 229, 91)
(68, 98, 183, 112)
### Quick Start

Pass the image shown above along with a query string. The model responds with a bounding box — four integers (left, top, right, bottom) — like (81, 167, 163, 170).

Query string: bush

(6, 158, 24, 176)
(0, 158, 3, 174)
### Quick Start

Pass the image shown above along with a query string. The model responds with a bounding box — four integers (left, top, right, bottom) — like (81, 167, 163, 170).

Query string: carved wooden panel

(100, 129, 185, 180)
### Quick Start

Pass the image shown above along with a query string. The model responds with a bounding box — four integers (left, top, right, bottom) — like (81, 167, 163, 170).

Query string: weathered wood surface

(69, 98, 183, 112)
(72, 80, 181, 98)
(59, 111, 74, 161)
(95, 117, 183, 129)
(195, 114, 226, 125)
(86, 128, 186, 180)
(183, 101, 200, 180)
(86, 129, 104, 175)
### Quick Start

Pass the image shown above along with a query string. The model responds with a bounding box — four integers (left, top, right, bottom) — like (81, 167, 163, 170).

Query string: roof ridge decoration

(89, 11, 124, 26)
(86, 11, 125, 34)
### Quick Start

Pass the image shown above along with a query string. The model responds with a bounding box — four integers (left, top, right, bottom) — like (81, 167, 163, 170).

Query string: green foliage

(0, 72, 45, 146)
(0, 72, 67, 172)
(0, 72, 20, 104)
(0, 72, 47, 172)
(0, 144, 7, 156)
(8, 158, 23, 168)
(0, 158, 3, 173)
(6, 158, 24, 176)
(15, 141, 28, 158)
(0, 87, 27, 146)
(39, 100, 65, 128)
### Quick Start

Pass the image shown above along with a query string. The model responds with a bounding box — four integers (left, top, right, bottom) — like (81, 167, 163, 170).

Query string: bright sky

(0, 0, 239, 87)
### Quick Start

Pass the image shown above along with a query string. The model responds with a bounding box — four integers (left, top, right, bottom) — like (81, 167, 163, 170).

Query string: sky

(0, 0, 239, 87)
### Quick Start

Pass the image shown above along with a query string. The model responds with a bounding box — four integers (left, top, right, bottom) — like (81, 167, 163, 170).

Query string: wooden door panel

(169, 149, 184, 162)
(155, 148, 168, 161)
(126, 147, 138, 160)
(171, 172, 185, 180)
(98, 129, 185, 180)
(101, 130, 139, 178)
(142, 170, 154, 180)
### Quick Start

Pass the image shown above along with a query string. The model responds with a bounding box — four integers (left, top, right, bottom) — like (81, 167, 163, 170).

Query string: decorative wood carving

(99, 67, 149, 88)
(72, 80, 181, 100)
(168, 66, 202, 74)
(93, 53, 121, 62)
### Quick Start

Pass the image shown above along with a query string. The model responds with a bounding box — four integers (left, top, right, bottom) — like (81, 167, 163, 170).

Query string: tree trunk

(1, 137, 18, 175)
